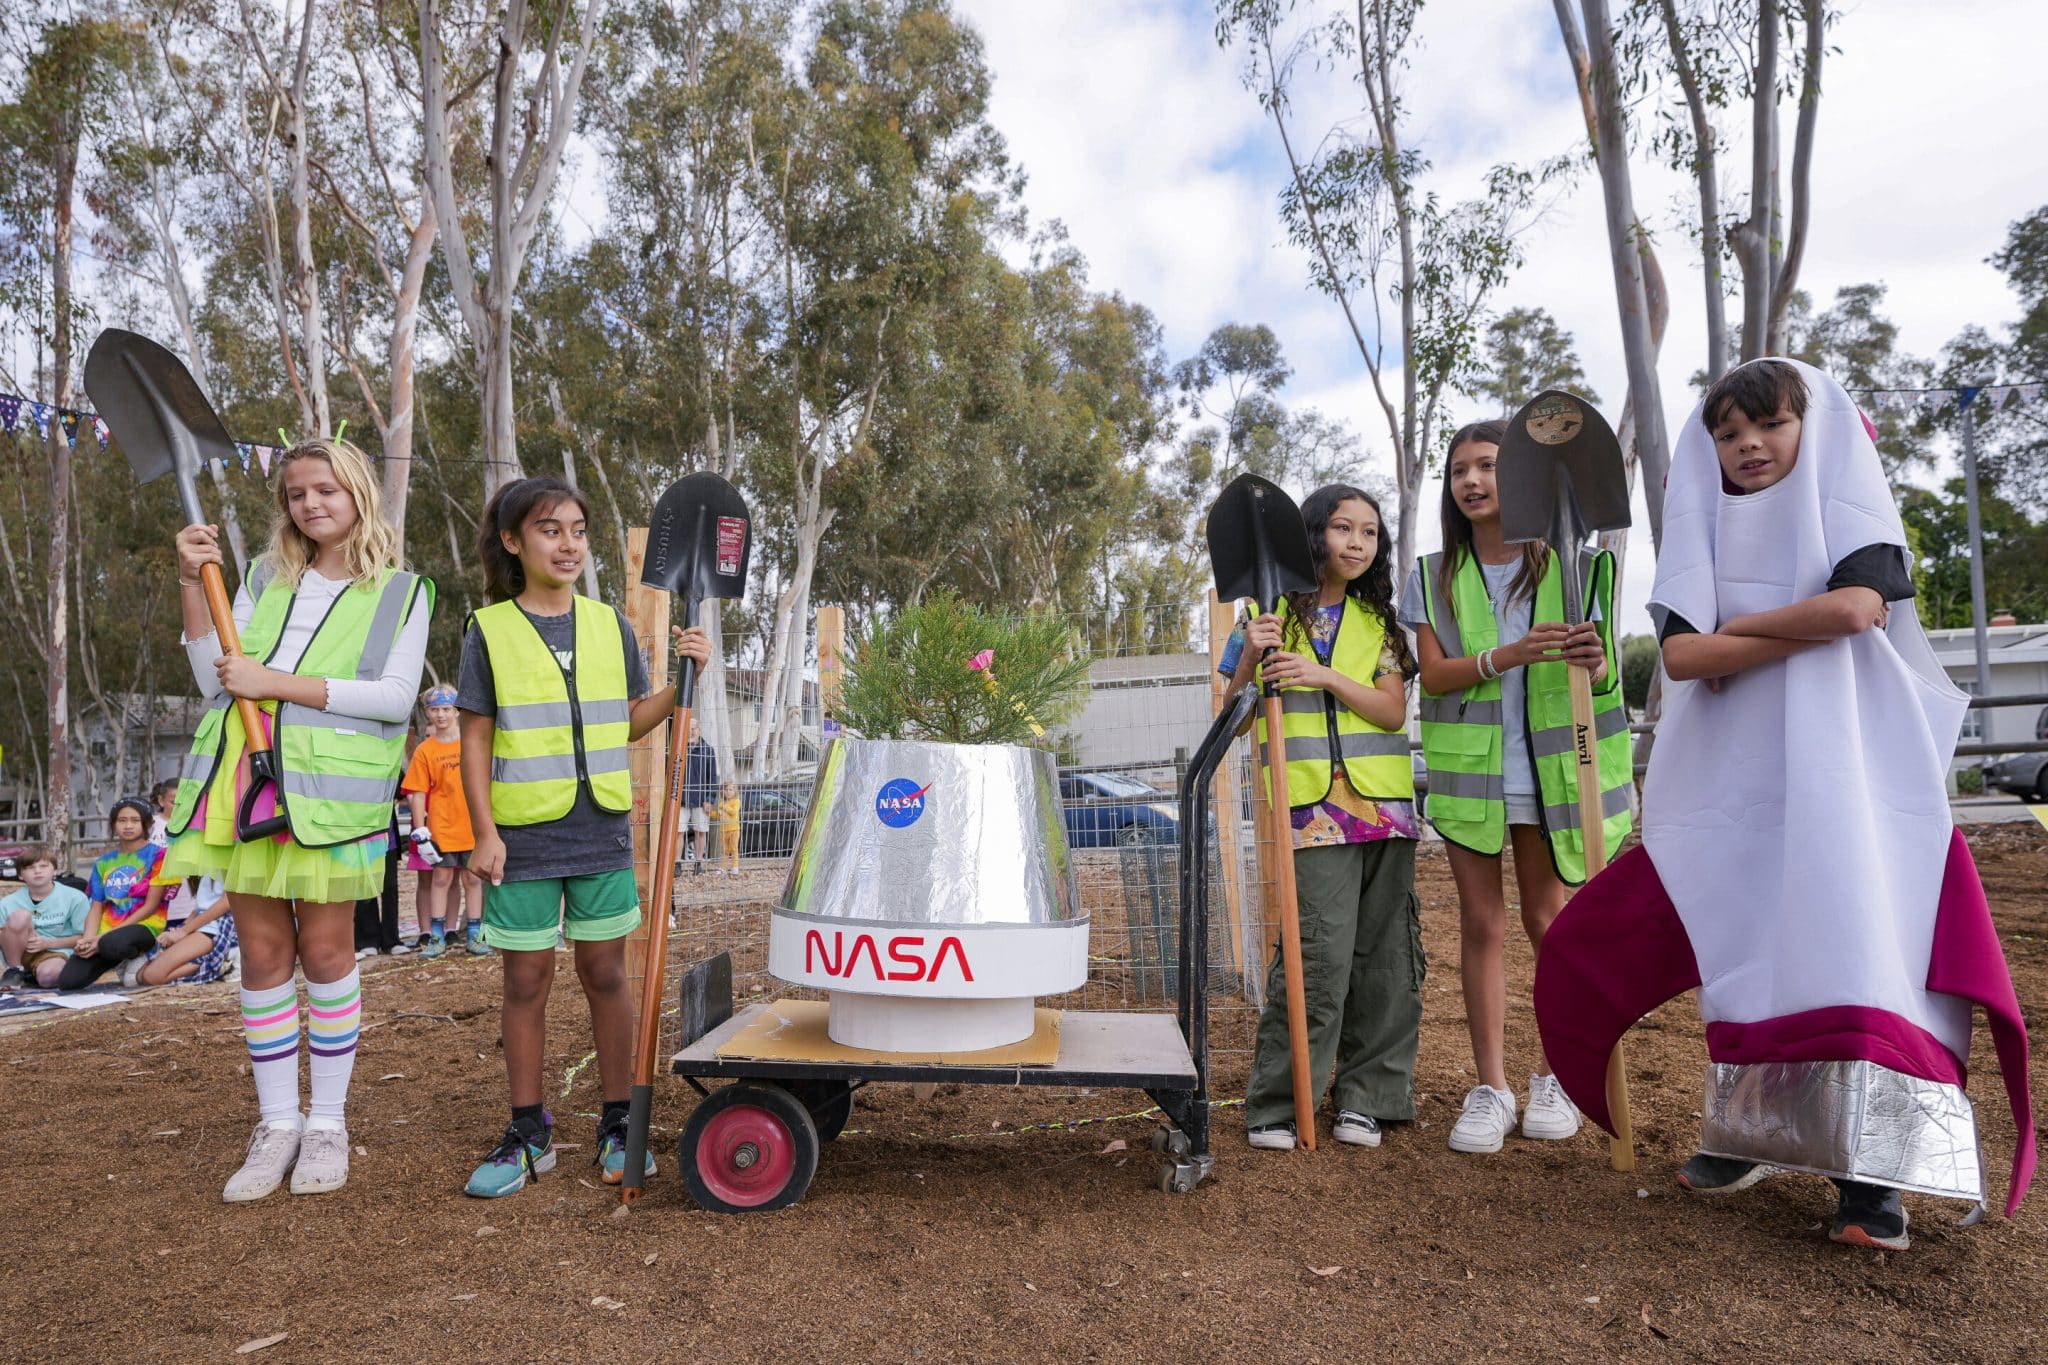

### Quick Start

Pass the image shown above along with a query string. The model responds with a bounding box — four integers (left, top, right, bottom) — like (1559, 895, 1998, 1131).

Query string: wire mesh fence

(628, 597, 1282, 1071)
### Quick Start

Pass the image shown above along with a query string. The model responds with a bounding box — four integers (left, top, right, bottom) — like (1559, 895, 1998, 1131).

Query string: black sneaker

(1246, 1121, 1297, 1151)
(1677, 1152, 1776, 1194)
(1332, 1110, 1382, 1147)
(1830, 1181, 1910, 1251)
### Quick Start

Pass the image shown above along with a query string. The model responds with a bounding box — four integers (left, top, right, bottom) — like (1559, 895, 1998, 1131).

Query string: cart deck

(672, 1002, 1199, 1091)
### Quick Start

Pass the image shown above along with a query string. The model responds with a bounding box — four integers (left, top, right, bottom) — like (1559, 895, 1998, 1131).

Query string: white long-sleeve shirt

(182, 568, 430, 724)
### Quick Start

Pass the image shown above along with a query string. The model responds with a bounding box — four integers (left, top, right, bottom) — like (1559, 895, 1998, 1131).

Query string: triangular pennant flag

(256, 445, 274, 475)
(94, 416, 109, 449)
(2020, 384, 2044, 404)
(58, 410, 81, 446)
(235, 442, 252, 471)
(25, 401, 49, 434)
(0, 394, 18, 433)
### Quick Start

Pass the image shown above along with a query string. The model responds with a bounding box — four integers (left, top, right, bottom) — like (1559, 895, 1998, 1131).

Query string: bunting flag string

(1849, 382, 2044, 414)
(0, 389, 288, 470)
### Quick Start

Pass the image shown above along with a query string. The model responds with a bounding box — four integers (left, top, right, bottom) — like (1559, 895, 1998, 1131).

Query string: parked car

(1985, 750, 2048, 802)
(737, 780, 813, 859)
(1059, 770, 1180, 848)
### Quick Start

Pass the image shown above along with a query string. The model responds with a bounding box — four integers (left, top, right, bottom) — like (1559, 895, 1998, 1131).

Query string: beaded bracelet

(1477, 647, 1498, 681)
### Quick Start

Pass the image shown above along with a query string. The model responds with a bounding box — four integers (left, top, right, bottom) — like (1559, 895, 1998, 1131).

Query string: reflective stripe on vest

(169, 567, 431, 848)
(473, 596, 633, 825)
(1416, 548, 1632, 881)
(1251, 596, 1415, 805)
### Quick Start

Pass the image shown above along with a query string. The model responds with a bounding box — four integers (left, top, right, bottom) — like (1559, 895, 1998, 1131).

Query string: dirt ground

(4, 825, 2045, 1363)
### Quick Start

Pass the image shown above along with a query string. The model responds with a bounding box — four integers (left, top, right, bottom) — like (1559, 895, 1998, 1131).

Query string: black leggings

(56, 924, 158, 991)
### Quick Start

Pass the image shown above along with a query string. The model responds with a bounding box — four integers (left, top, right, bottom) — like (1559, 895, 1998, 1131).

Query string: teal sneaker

(464, 1119, 554, 1198)
(597, 1110, 655, 1186)
(466, 934, 494, 957)
(421, 933, 447, 960)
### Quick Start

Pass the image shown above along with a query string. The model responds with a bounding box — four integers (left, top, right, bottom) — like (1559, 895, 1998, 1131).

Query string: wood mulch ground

(3, 825, 2043, 1362)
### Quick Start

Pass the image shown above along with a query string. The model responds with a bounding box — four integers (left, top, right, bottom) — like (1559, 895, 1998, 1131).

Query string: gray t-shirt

(456, 602, 651, 881)
(1399, 557, 1602, 799)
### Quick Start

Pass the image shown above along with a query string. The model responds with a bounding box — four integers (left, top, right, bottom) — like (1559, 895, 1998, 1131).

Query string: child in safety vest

(165, 438, 433, 1202)
(1397, 419, 1628, 1155)
(458, 476, 711, 1197)
(402, 684, 486, 957)
(1220, 484, 1422, 1152)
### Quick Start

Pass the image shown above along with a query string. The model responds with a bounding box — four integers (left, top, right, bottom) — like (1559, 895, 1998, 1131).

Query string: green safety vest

(171, 564, 432, 848)
(1416, 548, 1632, 883)
(1252, 596, 1415, 806)
(472, 596, 633, 826)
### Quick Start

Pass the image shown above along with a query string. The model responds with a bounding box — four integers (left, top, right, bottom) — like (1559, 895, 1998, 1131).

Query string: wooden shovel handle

(1262, 695, 1316, 1152)
(1566, 661, 1633, 1172)
(199, 560, 274, 759)
(622, 703, 690, 1201)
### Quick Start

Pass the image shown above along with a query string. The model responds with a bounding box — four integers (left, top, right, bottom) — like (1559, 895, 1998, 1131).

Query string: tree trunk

(1765, 0, 1823, 355)
(1734, 0, 1779, 363)
(1656, 0, 1728, 381)
(46, 126, 77, 865)
(381, 209, 437, 555)
(286, 2, 329, 437)
(1557, 0, 1672, 547)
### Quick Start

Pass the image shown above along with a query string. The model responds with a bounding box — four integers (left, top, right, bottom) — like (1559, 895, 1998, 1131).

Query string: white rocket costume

(1534, 359, 2034, 1214)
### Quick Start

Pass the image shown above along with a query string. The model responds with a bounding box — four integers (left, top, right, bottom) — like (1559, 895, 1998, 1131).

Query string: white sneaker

(224, 1120, 303, 1202)
(355, 946, 378, 961)
(119, 956, 147, 988)
(1448, 1085, 1518, 1154)
(1521, 1073, 1581, 1140)
(290, 1125, 350, 1195)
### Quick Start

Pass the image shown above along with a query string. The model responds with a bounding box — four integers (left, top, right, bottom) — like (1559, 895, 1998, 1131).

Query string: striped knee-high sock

(239, 980, 302, 1128)
(305, 969, 362, 1132)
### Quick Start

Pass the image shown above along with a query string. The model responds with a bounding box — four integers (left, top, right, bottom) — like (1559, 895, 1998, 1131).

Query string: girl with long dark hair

(1219, 483, 1423, 1152)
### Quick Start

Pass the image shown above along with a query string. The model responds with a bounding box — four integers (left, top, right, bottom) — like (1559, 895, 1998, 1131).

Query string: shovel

(1205, 474, 1321, 1151)
(1496, 389, 1635, 1172)
(622, 471, 752, 1202)
(84, 329, 288, 842)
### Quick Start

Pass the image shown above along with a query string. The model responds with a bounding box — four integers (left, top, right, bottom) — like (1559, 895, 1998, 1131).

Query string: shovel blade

(1204, 474, 1318, 610)
(83, 329, 237, 496)
(1496, 390, 1633, 549)
(641, 471, 752, 604)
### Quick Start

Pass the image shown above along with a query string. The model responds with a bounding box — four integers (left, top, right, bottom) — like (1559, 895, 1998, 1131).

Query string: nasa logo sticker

(874, 778, 932, 828)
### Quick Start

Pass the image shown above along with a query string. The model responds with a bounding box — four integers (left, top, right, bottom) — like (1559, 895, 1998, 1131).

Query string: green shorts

(481, 868, 642, 952)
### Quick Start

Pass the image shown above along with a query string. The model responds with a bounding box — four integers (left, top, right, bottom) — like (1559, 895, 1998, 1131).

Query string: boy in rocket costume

(1534, 357, 2033, 1250)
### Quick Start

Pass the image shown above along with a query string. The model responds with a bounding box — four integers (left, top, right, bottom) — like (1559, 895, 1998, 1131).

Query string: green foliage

(1954, 766, 1984, 796)
(1465, 307, 1599, 417)
(1619, 633, 1659, 714)
(1898, 479, 2048, 630)
(833, 592, 1089, 745)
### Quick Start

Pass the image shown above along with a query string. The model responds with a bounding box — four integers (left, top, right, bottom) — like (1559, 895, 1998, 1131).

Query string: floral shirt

(1219, 605, 1418, 849)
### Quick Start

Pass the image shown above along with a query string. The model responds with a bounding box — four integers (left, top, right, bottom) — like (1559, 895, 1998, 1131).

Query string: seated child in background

(139, 877, 238, 986)
(716, 781, 743, 876)
(59, 799, 169, 991)
(1, 848, 91, 989)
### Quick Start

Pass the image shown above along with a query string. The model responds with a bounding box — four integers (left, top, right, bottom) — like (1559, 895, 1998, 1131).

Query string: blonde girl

(166, 438, 432, 1202)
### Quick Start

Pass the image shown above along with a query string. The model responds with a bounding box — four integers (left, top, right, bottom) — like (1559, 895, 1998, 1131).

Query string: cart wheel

(1155, 1164, 1177, 1193)
(679, 1082, 819, 1213)
(784, 1079, 855, 1143)
(1148, 1126, 1189, 1157)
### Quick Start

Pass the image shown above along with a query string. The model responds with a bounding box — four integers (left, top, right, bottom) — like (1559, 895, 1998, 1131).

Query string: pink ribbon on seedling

(965, 649, 1044, 738)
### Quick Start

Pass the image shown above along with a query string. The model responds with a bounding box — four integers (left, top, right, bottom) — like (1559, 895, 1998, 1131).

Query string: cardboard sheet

(715, 998, 1062, 1067)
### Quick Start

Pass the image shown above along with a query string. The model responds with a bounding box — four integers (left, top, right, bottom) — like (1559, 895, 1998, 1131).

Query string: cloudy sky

(951, 0, 2048, 629)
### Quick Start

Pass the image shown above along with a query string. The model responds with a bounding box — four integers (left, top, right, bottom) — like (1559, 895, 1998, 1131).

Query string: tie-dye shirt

(1218, 605, 1420, 850)
(90, 842, 168, 932)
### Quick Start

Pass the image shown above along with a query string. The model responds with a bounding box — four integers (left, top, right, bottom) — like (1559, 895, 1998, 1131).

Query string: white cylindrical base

(826, 992, 1035, 1053)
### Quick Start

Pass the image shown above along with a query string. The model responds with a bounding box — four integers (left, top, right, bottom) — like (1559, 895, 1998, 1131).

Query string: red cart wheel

(784, 1078, 855, 1143)
(680, 1082, 819, 1213)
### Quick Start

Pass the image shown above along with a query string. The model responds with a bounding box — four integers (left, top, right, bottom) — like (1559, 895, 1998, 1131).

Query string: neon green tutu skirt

(160, 709, 391, 905)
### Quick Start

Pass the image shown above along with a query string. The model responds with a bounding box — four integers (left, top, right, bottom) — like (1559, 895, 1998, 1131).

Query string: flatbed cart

(662, 683, 1260, 1213)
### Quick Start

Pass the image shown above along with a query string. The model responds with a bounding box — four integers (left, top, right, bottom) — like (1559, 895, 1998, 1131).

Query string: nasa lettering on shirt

(873, 778, 931, 828)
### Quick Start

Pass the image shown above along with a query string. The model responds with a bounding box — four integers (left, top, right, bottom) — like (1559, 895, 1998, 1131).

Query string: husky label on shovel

(716, 516, 747, 577)
(874, 779, 932, 828)
(1524, 394, 1585, 445)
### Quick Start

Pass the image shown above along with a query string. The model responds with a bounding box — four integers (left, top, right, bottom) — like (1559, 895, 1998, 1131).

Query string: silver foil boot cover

(1699, 1058, 1983, 1202)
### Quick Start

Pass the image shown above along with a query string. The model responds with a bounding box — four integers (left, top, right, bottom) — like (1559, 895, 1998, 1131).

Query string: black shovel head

(1205, 473, 1318, 611)
(1496, 390, 1632, 548)
(84, 329, 237, 519)
(642, 471, 752, 607)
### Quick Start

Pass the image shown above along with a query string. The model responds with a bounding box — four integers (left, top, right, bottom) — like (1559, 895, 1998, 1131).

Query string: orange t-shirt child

(402, 734, 476, 868)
